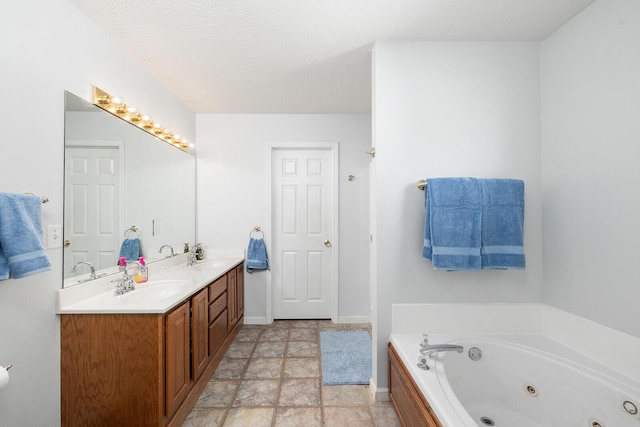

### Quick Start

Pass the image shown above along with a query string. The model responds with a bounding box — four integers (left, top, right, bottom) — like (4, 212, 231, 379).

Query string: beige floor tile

(317, 320, 346, 331)
(370, 404, 402, 427)
(194, 380, 239, 408)
(286, 341, 318, 358)
(290, 319, 320, 328)
(278, 378, 321, 407)
(224, 341, 256, 358)
(253, 341, 287, 357)
(283, 357, 320, 378)
(182, 408, 226, 427)
(322, 385, 370, 406)
(289, 328, 318, 342)
(235, 327, 262, 342)
(259, 328, 290, 342)
(244, 358, 284, 379)
(223, 408, 274, 427)
(323, 406, 375, 427)
(274, 407, 322, 427)
(271, 320, 294, 328)
(233, 379, 280, 407)
(213, 358, 249, 380)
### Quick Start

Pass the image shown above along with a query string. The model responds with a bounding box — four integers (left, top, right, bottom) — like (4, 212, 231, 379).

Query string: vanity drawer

(208, 309, 228, 357)
(208, 292, 226, 322)
(208, 275, 227, 302)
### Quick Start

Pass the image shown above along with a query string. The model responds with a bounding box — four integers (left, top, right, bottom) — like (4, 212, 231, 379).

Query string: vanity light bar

(92, 86, 192, 152)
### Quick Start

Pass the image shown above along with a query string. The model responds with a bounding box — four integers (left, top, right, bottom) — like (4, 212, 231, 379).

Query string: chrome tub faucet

(417, 334, 464, 371)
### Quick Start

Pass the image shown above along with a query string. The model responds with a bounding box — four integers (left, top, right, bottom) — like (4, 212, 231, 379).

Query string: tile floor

(183, 320, 401, 427)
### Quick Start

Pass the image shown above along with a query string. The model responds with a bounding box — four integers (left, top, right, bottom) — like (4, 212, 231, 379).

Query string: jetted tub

(389, 334, 640, 427)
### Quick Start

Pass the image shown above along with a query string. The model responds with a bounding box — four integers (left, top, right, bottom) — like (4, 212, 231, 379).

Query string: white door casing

(64, 141, 123, 277)
(270, 144, 338, 321)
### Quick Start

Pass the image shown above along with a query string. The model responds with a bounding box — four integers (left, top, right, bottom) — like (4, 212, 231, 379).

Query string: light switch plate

(48, 225, 62, 249)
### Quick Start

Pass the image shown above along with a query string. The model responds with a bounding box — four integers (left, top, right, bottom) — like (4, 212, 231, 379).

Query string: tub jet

(480, 416, 495, 425)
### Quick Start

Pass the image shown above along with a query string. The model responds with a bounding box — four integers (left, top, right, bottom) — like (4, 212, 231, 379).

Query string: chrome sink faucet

(112, 261, 140, 295)
(417, 334, 464, 371)
(186, 247, 197, 267)
(158, 244, 175, 257)
(71, 261, 105, 283)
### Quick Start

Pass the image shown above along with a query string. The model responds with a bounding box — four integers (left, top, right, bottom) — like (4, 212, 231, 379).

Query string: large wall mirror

(63, 91, 195, 287)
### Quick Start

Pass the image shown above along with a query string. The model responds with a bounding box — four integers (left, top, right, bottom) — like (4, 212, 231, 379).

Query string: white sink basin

(124, 280, 192, 302)
(99, 280, 192, 306)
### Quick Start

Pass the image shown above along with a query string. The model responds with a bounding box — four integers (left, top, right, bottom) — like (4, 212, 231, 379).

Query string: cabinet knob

(64, 240, 71, 247)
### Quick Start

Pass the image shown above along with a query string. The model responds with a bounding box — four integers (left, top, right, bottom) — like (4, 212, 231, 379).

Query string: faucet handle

(420, 334, 429, 347)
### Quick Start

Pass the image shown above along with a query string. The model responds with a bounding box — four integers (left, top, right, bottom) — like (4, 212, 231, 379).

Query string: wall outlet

(48, 225, 62, 249)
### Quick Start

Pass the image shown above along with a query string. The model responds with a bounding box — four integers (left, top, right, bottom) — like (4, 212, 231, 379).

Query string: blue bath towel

(423, 178, 482, 270)
(479, 179, 525, 269)
(246, 237, 269, 274)
(0, 193, 52, 280)
(119, 238, 142, 262)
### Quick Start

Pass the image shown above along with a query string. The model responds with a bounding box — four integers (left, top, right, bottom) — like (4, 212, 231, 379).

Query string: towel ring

(249, 226, 264, 239)
(124, 225, 142, 239)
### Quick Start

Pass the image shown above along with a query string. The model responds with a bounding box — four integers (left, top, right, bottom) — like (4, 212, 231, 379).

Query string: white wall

(371, 41, 543, 390)
(0, 0, 194, 425)
(541, 0, 640, 337)
(196, 114, 371, 323)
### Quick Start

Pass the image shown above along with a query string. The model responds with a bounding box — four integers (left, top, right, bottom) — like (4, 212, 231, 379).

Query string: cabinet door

(165, 301, 191, 417)
(227, 268, 237, 331)
(209, 309, 228, 357)
(192, 288, 209, 381)
(236, 264, 244, 319)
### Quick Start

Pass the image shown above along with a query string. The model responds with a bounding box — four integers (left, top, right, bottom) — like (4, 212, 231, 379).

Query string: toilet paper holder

(4, 364, 11, 370)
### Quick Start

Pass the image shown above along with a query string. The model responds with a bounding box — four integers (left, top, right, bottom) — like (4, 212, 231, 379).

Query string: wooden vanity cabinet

(165, 300, 191, 418)
(227, 265, 244, 332)
(60, 262, 245, 427)
(388, 343, 443, 427)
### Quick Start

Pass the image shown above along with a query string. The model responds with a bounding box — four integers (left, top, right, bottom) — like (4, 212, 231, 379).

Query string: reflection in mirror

(63, 91, 195, 287)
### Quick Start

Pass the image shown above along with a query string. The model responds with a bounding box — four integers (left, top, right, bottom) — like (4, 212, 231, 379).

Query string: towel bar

(417, 179, 428, 191)
(24, 192, 49, 203)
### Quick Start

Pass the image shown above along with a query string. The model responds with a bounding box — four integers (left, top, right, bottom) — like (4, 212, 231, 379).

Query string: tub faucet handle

(420, 334, 429, 348)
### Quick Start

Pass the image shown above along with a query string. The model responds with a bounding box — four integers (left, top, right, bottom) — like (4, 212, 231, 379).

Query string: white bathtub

(390, 334, 640, 427)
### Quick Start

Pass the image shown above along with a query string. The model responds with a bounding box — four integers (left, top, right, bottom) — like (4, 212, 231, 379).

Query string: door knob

(64, 240, 71, 247)
(323, 240, 332, 247)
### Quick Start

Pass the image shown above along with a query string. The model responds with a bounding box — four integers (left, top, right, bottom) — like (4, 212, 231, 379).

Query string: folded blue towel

(479, 179, 525, 269)
(246, 237, 269, 274)
(423, 178, 482, 270)
(119, 238, 142, 262)
(0, 193, 52, 280)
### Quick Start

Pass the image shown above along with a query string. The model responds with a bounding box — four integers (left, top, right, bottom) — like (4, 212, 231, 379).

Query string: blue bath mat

(320, 330, 372, 385)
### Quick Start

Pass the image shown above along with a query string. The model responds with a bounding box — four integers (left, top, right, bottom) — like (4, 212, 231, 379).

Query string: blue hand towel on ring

(246, 237, 269, 273)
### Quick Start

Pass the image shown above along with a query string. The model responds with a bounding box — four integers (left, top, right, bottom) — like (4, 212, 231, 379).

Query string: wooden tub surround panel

(388, 342, 443, 427)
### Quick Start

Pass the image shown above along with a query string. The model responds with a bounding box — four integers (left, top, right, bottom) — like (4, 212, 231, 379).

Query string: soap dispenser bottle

(118, 256, 127, 272)
(195, 243, 204, 260)
(135, 257, 148, 283)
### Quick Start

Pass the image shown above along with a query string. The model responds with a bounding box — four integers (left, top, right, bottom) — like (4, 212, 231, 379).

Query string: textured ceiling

(68, 0, 596, 114)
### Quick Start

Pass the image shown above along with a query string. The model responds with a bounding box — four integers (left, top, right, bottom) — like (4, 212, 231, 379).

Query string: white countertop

(57, 252, 244, 314)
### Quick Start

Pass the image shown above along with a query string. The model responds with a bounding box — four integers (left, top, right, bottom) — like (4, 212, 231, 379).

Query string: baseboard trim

(337, 315, 371, 324)
(369, 377, 389, 402)
(244, 316, 269, 325)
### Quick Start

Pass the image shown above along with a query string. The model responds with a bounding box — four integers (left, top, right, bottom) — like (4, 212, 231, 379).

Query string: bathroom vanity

(58, 256, 244, 427)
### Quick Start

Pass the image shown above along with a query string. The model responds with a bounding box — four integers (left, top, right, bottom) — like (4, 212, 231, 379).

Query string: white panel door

(273, 148, 335, 319)
(64, 145, 121, 276)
